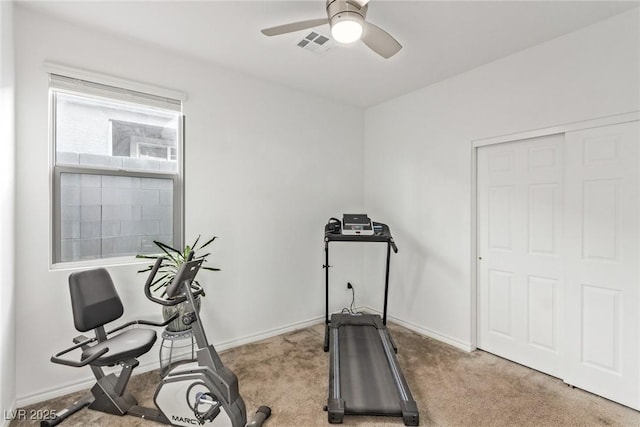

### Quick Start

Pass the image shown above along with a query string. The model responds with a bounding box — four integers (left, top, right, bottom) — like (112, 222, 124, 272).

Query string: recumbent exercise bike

(43, 255, 271, 427)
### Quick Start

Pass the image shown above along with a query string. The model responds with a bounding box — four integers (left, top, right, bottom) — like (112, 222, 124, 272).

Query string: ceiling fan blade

(261, 18, 329, 36)
(361, 21, 402, 59)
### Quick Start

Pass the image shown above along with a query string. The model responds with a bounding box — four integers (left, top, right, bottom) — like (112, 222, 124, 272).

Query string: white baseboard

(388, 315, 474, 352)
(362, 306, 474, 352)
(16, 358, 162, 408)
(15, 312, 469, 408)
(16, 314, 324, 408)
(213, 314, 324, 352)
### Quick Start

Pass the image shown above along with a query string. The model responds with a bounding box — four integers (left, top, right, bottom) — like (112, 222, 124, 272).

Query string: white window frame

(48, 66, 186, 267)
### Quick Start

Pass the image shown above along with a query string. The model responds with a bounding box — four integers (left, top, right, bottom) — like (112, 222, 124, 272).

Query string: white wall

(363, 8, 640, 349)
(0, 0, 16, 423)
(14, 6, 364, 404)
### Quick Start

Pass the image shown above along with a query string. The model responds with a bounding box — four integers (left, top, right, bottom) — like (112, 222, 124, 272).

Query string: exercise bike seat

(68, 267, 157, 366)
(82, 328, 157, 366)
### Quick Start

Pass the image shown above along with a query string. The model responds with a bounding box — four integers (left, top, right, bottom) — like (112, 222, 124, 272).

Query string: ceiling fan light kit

(328, 0, 366, 44)
(331, 14, 364, 44)
(261, 0, 402, 59)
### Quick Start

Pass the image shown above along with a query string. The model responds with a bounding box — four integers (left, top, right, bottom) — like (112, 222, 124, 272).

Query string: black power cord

(341, 282, 363, 315)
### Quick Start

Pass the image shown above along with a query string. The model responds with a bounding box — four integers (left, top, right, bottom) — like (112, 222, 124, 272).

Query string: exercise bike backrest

(144, 256, 205, 306)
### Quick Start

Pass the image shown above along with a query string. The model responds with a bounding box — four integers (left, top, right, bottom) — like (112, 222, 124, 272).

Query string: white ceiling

(17, 1, 640, 107)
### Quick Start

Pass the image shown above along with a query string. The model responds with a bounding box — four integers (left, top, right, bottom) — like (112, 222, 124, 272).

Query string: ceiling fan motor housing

(326, 0, 368, 28)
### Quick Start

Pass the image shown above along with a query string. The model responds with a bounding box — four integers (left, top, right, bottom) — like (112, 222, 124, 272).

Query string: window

(50, 74, 183, 264)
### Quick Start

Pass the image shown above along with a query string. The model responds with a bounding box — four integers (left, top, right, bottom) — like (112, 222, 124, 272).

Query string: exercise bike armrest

(106, 313, 180, 335)
(73, 334, 90, 345)
(50, 341, 108, 368)
(137, 315, 180, 327)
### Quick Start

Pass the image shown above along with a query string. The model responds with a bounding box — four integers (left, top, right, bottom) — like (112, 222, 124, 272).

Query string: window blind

(49, 73, 182, 112)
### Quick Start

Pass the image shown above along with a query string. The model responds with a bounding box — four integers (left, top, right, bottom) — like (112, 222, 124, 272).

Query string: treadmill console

(341, 214, 374, 236)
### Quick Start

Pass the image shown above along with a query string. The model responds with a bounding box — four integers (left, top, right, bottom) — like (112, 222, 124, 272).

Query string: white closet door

(478, 134, 564, 378)
(563, 121, 639, 409)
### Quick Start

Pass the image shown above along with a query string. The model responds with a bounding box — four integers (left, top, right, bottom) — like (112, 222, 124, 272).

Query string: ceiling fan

(260, 0, 402, 59)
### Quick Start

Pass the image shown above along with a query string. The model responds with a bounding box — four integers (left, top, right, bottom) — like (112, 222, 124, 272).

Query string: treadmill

(323, 216, 419, 426)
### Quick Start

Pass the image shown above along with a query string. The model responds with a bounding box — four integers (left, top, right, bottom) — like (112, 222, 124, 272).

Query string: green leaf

(191, 235, 201, 251)
(136, 254, 161, 259)
(154, 240, 182, 256)
(154, 240, 181, 253)
(183, 245, 192, 260)
(199, 236, 217, 250)
(151, 273, 171, 291)
(159, 259, 179, 270)
(159, 250, 179, 265)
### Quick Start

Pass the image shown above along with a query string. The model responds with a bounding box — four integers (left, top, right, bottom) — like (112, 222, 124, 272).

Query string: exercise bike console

(144, 256, 205, 306)
(166, 258, 202, 298)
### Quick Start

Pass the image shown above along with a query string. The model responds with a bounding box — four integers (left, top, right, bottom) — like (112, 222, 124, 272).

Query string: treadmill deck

(326, 313, 419, 425)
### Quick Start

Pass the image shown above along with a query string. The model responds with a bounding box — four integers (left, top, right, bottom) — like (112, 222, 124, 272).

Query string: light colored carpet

(11, 323, 640, 426)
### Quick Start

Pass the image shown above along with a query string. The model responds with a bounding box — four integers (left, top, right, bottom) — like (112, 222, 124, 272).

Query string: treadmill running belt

(339, 324, 401, 415)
